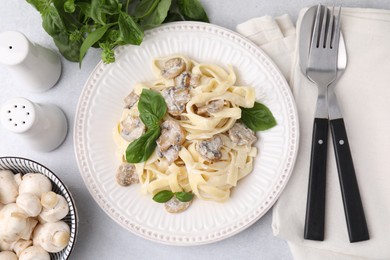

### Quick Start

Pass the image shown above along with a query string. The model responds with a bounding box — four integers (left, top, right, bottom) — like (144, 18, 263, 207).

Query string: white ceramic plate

(74, 21, 298, 245)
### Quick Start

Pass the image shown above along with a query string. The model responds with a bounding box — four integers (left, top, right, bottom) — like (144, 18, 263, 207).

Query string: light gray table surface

(1, 1, 389, 259)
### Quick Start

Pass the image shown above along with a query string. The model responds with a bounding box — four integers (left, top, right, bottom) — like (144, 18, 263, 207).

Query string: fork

(304, 5, 369, 242)
(304, 5, 339, 241)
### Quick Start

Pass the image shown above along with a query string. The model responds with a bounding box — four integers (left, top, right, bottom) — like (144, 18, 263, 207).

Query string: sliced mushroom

(0, 251, 17, 260)
(16, 193, 42, 217)
(174, 72, 191, 89)
(197, 99, 226, 116)
(164, 196, 192, 213)
(0, 170, 19, 204)
(196, 135, 223, 162)
(161, 57, 186, 79)
(18, 173, 52, 198)
(120, 115, 145, 143)
(161, 87, 191, 116)
(228, 122, 257, 146)
(157, 145, 181, 165)
(116, 163, 139, 186)
(19, 245, 50, 260)
(156, 120, 186, 164)
(39, 192, 69, 223)
(33, 221, 70, 253)
(123, 90, 139, 109)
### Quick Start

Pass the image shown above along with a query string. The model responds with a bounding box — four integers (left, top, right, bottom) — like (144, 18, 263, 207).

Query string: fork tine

(326, 6, 334, 48)
(310, 4, 322, 50)
(319, 6, 328, 48)
(332, 7, 342, 49)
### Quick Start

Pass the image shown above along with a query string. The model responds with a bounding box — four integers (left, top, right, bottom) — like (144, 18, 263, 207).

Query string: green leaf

(118, 11, 144, 45)
(99, 42, 116, 64)
(64, 0, 76, 13)
(77, 2, 92, 18)
(134, 0, 160, 19)
(26, 0, 50, 13)
(141, 0, 171, 29)
(163, 11, 184, 23)
(240, 102, 277, 131)
(126, 126, 161, 163)
(90, 0, 107, 24)
(41, 6, 81, 62)
(175, 192, 194, 202)
(138, 89, 167, 128)
(177, 0, 209, 22)
(79, 24, 112, 65)
(153, 190, 174, 203)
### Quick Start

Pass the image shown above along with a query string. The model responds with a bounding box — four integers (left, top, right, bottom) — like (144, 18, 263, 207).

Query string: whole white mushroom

(33, 221, 70, 253)
(16, 193, 42, 217)
(14, 173, 22, 186)
(0, 203, 37, 242)
(0, 251, 17, 260)
(0, 240, 16, 251)
(40, 191, 69, 222)
(13, 239, 33, 256)
(18, 173, 52, 197)
(19, 245, 50, 260)
(0, 170, 18, 204)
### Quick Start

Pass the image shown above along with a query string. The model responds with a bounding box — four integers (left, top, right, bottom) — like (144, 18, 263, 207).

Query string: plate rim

(74, 21, 299, 246)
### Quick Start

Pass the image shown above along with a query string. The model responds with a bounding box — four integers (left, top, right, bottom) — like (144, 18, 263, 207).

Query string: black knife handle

(330, 118, 369, 242)
(304, 118, 328, 241)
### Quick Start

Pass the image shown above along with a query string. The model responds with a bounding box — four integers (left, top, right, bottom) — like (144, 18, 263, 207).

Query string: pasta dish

(113, 56, 273, 213)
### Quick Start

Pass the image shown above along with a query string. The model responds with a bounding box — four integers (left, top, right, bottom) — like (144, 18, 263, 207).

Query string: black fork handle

(304, 118, 328, 241)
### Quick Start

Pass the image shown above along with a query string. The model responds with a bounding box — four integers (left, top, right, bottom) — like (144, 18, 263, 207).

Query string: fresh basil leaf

(126, 126, 161, 163)
(153, 190, 174, 203)
(89, 0, 107, 24)
(64, 0, 76, 13)
(118, 11, 144, 45)
(101, 0, 123, 15)
(26, 0, 49, 13)
(41, 6, 81, 62)
(241, 102, 277, 131)
(134, 0, 160, 19)
(177, 0, 209, 22)
(175, 192, 194, 202)
(138, 89, 167, 128)
(79, 24, 112, 65)
(141, 0, 171, 29)
(77, 2, 92, 19)
(163, 11, 184, 23)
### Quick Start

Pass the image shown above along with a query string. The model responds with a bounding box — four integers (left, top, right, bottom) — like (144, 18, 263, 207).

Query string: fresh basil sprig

(26, 0, 209, 65)
(125, 89, 167, 163)
(153, 190, 194, 203)
(241, 102, 277, 131)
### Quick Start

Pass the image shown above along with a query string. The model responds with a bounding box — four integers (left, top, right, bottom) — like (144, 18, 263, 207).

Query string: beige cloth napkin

(237, 7, 390, 260)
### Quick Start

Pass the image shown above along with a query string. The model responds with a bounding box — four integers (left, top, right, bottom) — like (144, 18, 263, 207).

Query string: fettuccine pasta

(113, 55, 258, 207)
